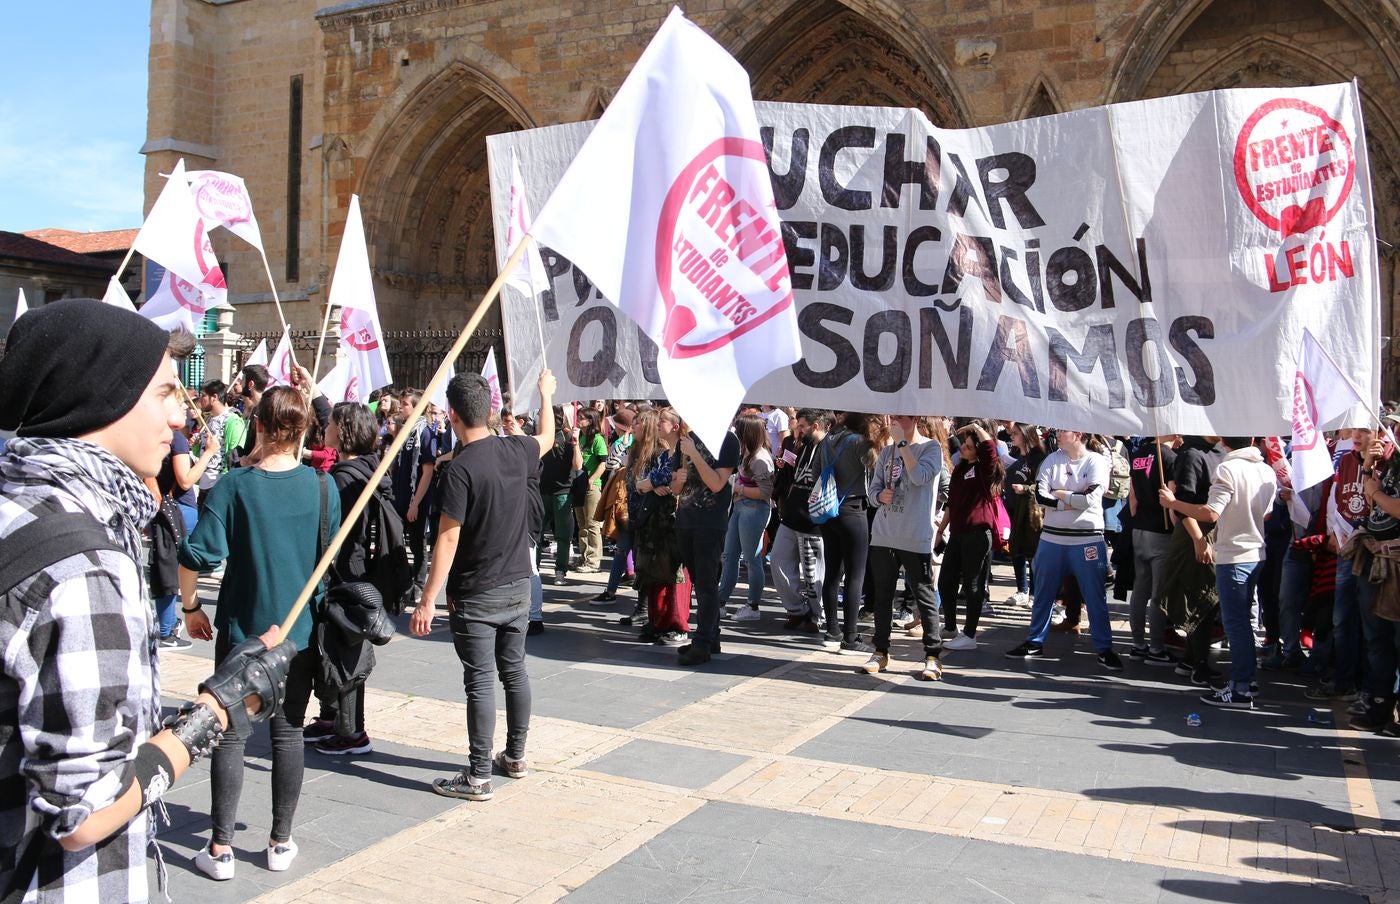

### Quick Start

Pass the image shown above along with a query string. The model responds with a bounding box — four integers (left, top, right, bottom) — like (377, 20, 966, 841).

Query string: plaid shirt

(0, 438, 161, 903)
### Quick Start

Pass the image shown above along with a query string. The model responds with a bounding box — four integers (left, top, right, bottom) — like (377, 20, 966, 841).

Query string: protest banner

(490, 83, 1380, 435)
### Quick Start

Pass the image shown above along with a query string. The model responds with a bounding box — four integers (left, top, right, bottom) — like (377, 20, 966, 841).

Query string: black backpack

(335, 459, 415, 616)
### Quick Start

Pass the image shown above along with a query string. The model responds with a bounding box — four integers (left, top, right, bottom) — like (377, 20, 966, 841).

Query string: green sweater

(178, 465, 341, 650)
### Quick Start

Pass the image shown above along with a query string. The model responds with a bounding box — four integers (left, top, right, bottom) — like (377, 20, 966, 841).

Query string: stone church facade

(146, 0, 1400, 393)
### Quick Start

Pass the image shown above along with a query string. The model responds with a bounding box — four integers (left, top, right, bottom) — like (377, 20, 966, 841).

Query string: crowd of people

(4, 300, 1400, 902)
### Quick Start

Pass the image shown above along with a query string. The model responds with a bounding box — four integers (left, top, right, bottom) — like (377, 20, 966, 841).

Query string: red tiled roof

(24, 227, 139, 255)
(0, 231, 111, 271)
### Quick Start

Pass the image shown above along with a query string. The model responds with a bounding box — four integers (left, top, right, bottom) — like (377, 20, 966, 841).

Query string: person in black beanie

(0, 298, 298, 902)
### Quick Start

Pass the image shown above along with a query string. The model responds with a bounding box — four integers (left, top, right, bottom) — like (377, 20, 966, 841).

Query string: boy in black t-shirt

(673, 427, 741, 666)
(409, 368, 557, 802)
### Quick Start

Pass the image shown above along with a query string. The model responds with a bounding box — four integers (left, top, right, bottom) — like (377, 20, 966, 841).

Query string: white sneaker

(943, 633, 978, 651)
(733, 606, 761, 622)
(1050, 603, 1067, 625)
(266, 838, 298, 872)
(1009, 591, 1032, 608)
(195, 844, 235, 881)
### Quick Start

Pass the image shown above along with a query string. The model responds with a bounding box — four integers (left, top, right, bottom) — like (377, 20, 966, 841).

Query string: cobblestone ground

(150, 557, 1400, 903)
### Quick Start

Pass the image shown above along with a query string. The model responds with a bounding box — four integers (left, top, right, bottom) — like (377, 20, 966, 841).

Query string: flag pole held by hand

(275, 235, 537, 639)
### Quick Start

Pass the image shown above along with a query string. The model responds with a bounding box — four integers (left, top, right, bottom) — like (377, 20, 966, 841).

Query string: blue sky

(0, 5, 149, 234)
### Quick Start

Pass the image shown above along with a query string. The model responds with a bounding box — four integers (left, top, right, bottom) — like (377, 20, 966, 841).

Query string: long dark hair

(733, 414, 770, 467)
(835, 412, 884, 469)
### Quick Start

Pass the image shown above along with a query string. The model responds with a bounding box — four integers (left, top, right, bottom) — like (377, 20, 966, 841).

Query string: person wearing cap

(0, 299, 298, 902)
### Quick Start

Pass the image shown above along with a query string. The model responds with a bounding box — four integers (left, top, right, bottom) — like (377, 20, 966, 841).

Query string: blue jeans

(1217, 561, 1260, 693)
(718, 499, 770, 609)
(1276, 549, 1313, 657)
(1027, 539, 1112, 651)
(157, 503, 201, 638)
(1357, 555, 1400, 700)
(1013, 555, 1032, 595)
(1334, 561, 1363, 689)
(605, 528, 634, 595)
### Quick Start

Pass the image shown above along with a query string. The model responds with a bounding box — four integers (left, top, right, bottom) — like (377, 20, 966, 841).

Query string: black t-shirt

(438, 434, 538, 599)
(1129, 439, 1177, 534)
(158, 432, 197, 507)
(538, 431, 576, 495)
(779, 441, 821, 533)
(1172, 436, 1223, 506)
(675, 432, 741, 532)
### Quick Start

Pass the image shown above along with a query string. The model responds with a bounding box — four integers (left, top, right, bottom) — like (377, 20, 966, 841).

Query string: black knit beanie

(0, 298, 171, 438)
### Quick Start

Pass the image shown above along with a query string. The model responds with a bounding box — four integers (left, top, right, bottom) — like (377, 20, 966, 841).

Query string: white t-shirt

(763, 408, 789, 454)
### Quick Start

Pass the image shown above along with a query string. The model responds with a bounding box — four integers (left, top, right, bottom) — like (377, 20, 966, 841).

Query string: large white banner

(489, 84, 1380, 434)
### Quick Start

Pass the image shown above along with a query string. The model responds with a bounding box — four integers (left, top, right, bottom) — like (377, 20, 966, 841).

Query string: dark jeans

(604, 528, 634, 594)
(539, 493, 574, 576)
(449, 578, 532, 779)
(869, 545, 941, 655)
(939, 528, 993, 637)
(1357, 554, 1400, 700)
(210, 634, 315, 846)
(1259, 529, 1290, 644)
(676, 526, 725, 651)
(820, 502, 869, 642)
(406, 507, 429, 589)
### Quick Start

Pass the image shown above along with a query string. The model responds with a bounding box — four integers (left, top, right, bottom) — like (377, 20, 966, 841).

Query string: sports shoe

(821, 633, 842, 652)
(590, 591, 618, 605)
(619, 603, 645, 626)
(906, 623, 925, 639)
(839, 638, 874, 657)
(895, 608, 917, 628)
(1004, 641, 1044, 659)
(1190, 665, 1223, 687)
(1200, 686, 1254, 709)
(493, 751, 529, 779)
(195, 844, 235, 880)
(1127, 645, 1151, 661)
(678, 645, 712, 666)
(266, 839, 298, 872)
(1008, 591, 1032, 608)
(1347, 693, 1372, 717)
(733, 606, 761, 622)
(1097, 649, 1124, 671)
(302, 719, 337, 744)
(1143, 649, 1179, 666)
(315, 731, 373, 756)
(1260, 650, 1306, 671)
(857, 606, 874, 624)
(159, 632, 193, 650)
(1174, 660, 1195, 677)
(432, 772, 493, 801)
(917, 656, 943, 681)
(943, 633, 977, 651)
(553, 573, 568, 586)
(659, 631, 689, 647)
(860, 652, 889, 674)
(1305, 681, 1359, 702)
(1050, 603, 1066, 625)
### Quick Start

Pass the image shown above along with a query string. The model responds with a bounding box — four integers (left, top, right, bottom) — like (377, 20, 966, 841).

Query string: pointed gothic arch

(731, 0, 970, 127)
(355, 63, 535, 331)
(1017, 76, 1064, 120)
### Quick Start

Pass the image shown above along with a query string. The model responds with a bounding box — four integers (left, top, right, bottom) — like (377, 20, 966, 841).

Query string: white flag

(482, 348, 503, 414)
(267, 328, 294, 386)
(502, 149, 548, 298)
(244, 338, 269, 368)
(318, 359, 363, 403)
(12, 288, 27, 324)
(131, 159, 228, 308)
(1291, 328, 1366, 490)
(139, 268, 210, 332)
(429, 360, 457, 412)
(528, 8, 799, 452)
(185, 170, 265, 251)
(102, 276, 137, 312)
(329, 195, 392, 394)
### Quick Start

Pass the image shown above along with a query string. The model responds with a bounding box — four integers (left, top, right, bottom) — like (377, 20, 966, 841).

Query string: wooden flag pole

(177, 379, 209, 435)
(1156, 437, 1171, 531)
(310, 295, 336, 379)
(257, 250, 301, 373)
(273, 235, 536, 641)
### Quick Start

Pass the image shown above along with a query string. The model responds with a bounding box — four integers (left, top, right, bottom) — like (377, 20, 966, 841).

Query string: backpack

(1105, 439, 1131, 501)
(335, 459, 414, 615)
(808, 434, 857, 525)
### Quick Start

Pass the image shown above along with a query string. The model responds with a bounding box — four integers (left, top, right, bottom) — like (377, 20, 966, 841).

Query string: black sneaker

(159, 633, 193, 650)
(1190, 666, 1223, 687)
(1005, 641, 1044, 659)
(302, 719, 337, 744)
(432, 772, 493, 801)
(839, 638, 874, 657)
(1143, 649, 1179, 666)
(1174, 660, 1195, 677)
(1097, 649, 1125, 671)
(678, 645, 711, 666)
(590, 591, 618, 605)
(1200, 686, 1254, 710)
(1127, 645, 1150, 661)
(1304, 681, 1359, 701)
(315, 731, 373, 756)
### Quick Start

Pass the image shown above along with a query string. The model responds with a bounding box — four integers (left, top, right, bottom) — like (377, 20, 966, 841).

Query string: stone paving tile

(581, 738, 749, 789)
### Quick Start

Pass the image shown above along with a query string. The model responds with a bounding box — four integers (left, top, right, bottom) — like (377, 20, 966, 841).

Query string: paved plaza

(149, 560, 1400, 903)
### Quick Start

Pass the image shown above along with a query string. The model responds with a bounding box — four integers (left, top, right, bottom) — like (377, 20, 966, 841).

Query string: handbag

(808, 434, 857, 525)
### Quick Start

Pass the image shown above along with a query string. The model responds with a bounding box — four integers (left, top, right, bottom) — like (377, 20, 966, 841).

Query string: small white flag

(268, 327, 294, 386)
(429, 360, 457, 412)
(528, 8, 799, 453)
(318, 359, 362, 403)
(139, 268, 208, 332)
(102, 276, 137, 312)
(185, 170, 265, 251)
(1291, 328, 1366, 490)
(131, 159, 228, 308)
(12, 288, 27, 324)
(244, 338, 269, 368)
(329, 195, 393, 394)
(482, 347, 503, 415)
(502, 149, 548, 299)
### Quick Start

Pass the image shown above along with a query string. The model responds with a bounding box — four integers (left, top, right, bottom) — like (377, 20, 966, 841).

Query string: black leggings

(210, 634, 315, 846)
(820, 501, 869, 642)
(939, 529, 993, 637)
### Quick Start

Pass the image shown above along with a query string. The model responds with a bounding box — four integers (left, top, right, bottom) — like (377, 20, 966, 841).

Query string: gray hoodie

(869, 437, 945, 554)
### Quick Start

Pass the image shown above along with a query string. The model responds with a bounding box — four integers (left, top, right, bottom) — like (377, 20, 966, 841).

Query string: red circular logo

(192, 174, 253, 227)
(1233, 98, 1354, 238)
(1291, 372, 1320, 452)
(169, 273, 203, 312)
(192, 221, 227, 290)
(654, 137, 794, 359)
(340, 308, 380, 352)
